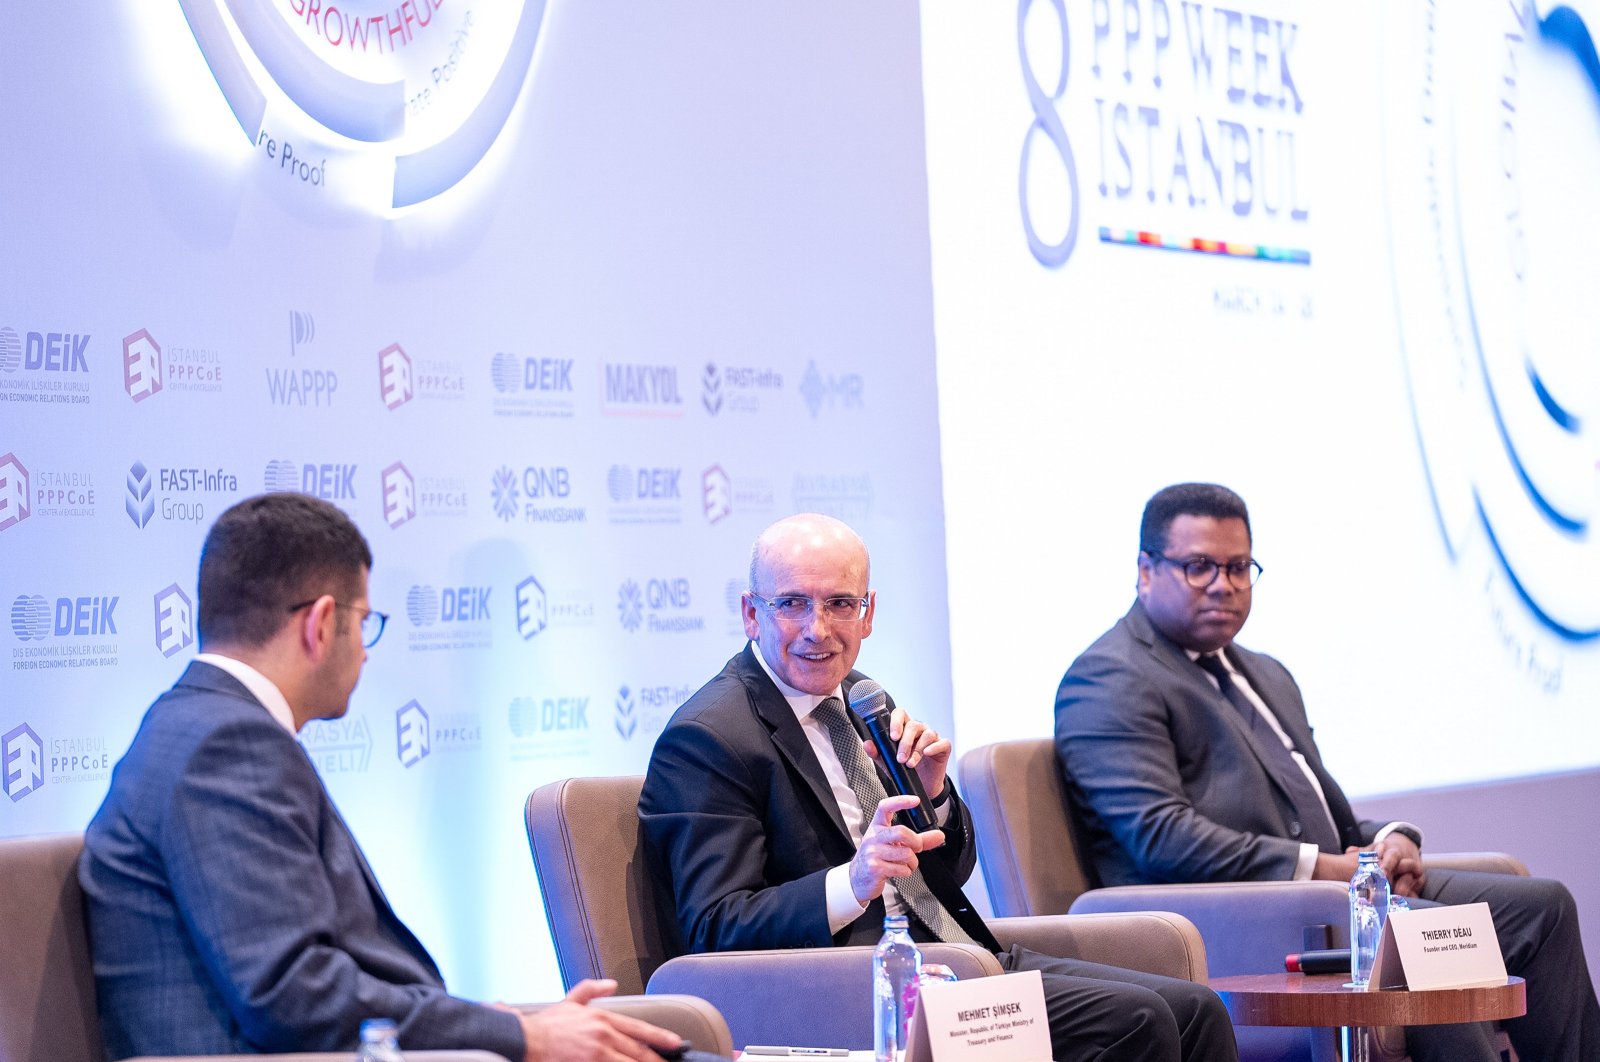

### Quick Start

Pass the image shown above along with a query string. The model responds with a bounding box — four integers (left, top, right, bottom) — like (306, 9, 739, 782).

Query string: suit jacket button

(1289, 821, 1303, 838)
(803, 939, 814, 947)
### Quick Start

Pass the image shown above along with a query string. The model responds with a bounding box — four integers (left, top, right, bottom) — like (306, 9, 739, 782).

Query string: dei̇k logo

(506, 693, 591, 763)
(153, 584, 194, 659)
(605, 464, 682, 526)
(0, 327, 92, 406)
(175, 2, 548, 211)
(264, 458, 358, 504)
(378, 342, 464, 410)
(490, 352, 577, 419)
(404, 582, 491, 652)
(1384, 0, 1600, 690)
(10, 593, 121, 672)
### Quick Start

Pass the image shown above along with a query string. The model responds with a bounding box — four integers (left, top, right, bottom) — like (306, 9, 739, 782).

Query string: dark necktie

(1195, 652, 1342, 852)
(812, 696, 977, 946)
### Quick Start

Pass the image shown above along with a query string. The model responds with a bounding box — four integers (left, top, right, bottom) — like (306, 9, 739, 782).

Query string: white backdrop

(926, 0, 1600, 795)
(0, 0, 953, 1003)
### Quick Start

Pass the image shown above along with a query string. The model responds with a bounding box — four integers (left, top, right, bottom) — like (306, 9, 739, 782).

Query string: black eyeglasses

(1143, 551, 1263, 590)
(747, 592, 870, 623)
(287, 599, 388, 648)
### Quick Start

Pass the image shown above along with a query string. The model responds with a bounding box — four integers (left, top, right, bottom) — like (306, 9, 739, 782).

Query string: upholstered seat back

(0, 833, 103, 1062)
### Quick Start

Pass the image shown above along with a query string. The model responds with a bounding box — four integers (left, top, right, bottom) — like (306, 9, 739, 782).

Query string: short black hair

(197, 493, 372, 649)
(1139, 483, 1251, 555)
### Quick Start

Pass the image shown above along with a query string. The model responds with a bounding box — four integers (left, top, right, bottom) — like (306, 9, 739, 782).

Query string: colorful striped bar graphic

(1098, 226, 1311, 265)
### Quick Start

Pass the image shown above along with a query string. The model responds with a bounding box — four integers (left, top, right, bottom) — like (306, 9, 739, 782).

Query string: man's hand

(849, 793, 946, 904)
(1375, 833, 1426, 898)
(518, 979, 684, 1062)
(861, 707, 952, 802)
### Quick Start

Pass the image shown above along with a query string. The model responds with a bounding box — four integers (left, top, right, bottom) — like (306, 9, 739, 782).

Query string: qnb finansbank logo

(123, 329, 164, 404)
(177, 1, 548, 211)
(10, 593, 122, 672)
(491, 353, 577, 419)
(616, 577, 703, 635)
(491, 465, 585, 525)
(0, 327, 92, 406)
(404, 583, 492, 652)
(2, 723, 45, 802)
(153, 585, 195, 659)
(604, 464, 682, 526)
(1384, 0, 1600, 688)
(600, 361, 683, 418)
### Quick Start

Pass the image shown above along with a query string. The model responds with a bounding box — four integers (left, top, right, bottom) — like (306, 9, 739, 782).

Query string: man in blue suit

(80, 492, 685, 1062)
(1056, 482, 1600, 1062)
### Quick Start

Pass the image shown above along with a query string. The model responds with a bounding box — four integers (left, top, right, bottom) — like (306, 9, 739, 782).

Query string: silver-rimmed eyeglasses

(747, 592, 870, 623)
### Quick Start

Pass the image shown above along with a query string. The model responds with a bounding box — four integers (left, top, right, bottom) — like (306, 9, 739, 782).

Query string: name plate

(905, 970, 1051, 1062)
(1369, 901, 1507, 991)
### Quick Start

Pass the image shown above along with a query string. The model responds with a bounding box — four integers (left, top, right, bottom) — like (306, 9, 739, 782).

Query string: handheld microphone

(1284, 948, 1351, 975)
(846, 679, 937, 833)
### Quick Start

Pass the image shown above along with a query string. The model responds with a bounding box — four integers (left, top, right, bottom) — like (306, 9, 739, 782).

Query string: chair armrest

(516, 995, 734, 1057)
(1069, 880, 1350, 978)
(988, 912, 1208, 983)
(1424, 851, 1529, 876)
(645, 944, 1001, 1051)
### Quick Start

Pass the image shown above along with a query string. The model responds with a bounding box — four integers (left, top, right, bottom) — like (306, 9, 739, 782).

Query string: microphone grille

(846, 678, 888, 717)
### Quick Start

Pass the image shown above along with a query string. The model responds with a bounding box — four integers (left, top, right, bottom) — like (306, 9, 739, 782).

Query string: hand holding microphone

(847, 679, 946, 833)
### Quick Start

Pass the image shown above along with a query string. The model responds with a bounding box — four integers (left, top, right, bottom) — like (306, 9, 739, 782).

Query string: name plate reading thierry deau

(904, 970, 1051, 1062)
(1369, 901, 1507, 991)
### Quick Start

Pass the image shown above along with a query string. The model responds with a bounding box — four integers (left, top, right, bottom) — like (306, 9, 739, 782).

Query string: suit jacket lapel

(734, 647, 855, 848)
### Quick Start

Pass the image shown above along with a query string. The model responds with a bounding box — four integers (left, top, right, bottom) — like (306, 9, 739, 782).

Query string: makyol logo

(516, 575, 547, 639)
(382, 462, 415, 528)
(2, 723, 44, 802)
(153, 584, 194, 659)
(798, 360, 864, 418)
(0, 453, 31, 532)
(378, 343, 413, 410)
(702, 465, 732, 524)
(396, 700, 430, 767)
(264, 459, 358, 501)
(126, 462, 154, 528)
(123, 329, 164, 404)
(600, 361, 683, 416)
(1385, 1, 1600, 666)
(178, 2, 548, 210)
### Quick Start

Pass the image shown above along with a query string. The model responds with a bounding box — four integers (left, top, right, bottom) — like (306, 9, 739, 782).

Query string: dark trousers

(1403, 870, 1600, 1062)
(998, 945, 1238, 1062)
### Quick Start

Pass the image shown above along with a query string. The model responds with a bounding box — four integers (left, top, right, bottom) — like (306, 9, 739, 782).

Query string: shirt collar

(749, 640, 843, 721)
(194, 652, 298, 734)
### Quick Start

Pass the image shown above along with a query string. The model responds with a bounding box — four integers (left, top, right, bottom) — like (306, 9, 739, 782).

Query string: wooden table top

(1209, 973, 1527, 1028)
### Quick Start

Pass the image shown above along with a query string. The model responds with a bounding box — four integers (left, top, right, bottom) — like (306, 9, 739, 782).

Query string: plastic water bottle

(358, 1019, 403, 1062)
(1349, 851, 1391, 988)
(873, 914, 922, 1062)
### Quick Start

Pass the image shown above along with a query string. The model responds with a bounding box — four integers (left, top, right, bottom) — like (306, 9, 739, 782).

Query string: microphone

(846, 679, 937, 833)
(1284, 948, 1351, 975)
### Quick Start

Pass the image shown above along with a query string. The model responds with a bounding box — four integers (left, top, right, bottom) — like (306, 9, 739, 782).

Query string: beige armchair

(524, 774, 1212, 1052)
(958, 739, 1528, 1062)
(0, 832, 727, 1062)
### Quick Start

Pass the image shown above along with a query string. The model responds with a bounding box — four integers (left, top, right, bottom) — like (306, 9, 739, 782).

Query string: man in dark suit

(1056, 482, 1600, 1062)
(640, 513, 1237, 1062)
(80, 492, 687, 1062)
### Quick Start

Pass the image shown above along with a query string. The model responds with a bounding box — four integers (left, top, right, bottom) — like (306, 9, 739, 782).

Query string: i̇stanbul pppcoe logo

(176, 0, 549, 211)
(1384, 1, 1600, 679)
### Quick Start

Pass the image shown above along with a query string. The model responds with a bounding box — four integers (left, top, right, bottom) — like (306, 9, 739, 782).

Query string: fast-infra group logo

(126, 462, 154, 528)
